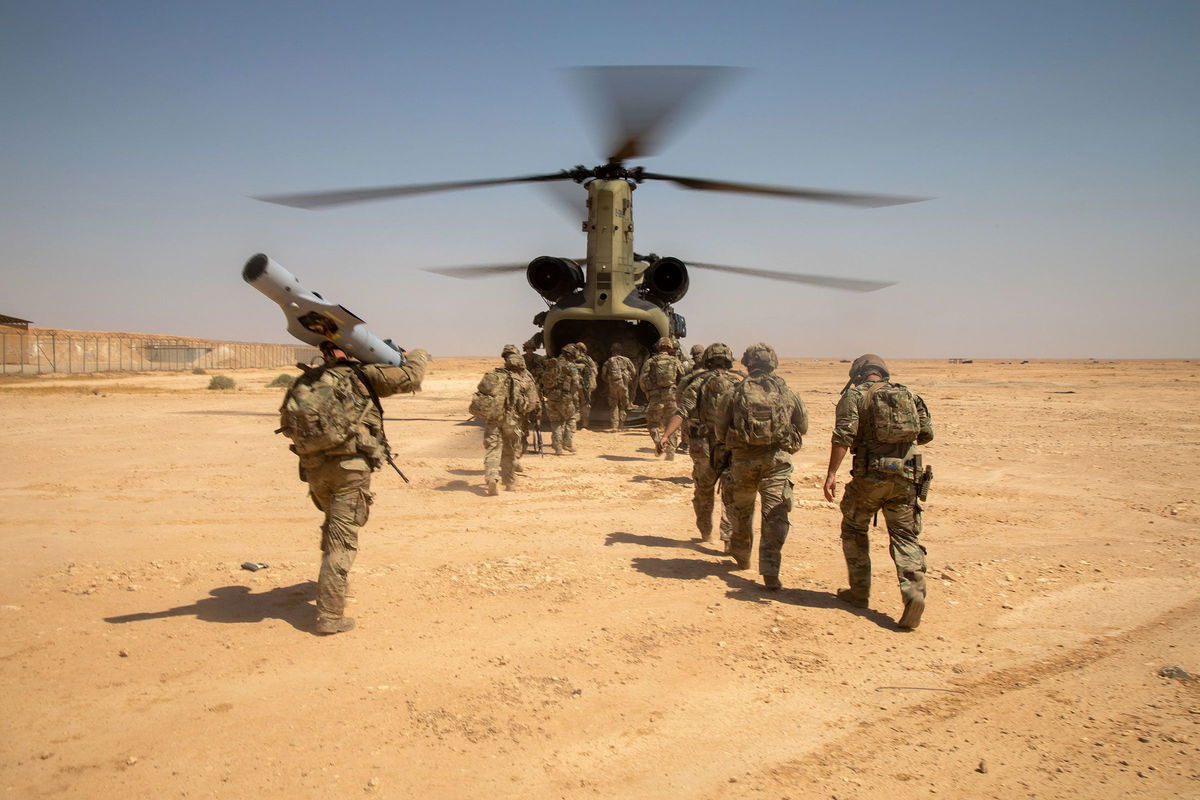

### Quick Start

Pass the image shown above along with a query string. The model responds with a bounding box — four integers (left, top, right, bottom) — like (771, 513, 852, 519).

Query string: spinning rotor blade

(254, 172, 571, 209)
(422, 263, 530, 279)
(425, 259, 589, 280)
(571, 66, 741, 162)
(687, 261, 895, 292)
(640, 172, 928, 208)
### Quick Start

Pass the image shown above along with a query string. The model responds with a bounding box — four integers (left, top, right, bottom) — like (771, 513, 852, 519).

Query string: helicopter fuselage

(540, 178, 678, 366)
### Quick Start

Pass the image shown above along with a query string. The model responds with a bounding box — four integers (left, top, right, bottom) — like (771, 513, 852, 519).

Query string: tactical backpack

(727, 374, 798, 452)
(603, 356, 634, 384)
(469, 369, 516, 422)
(278, 365, 371, 455)
(861, 382, 921, 444)
(647, 355, 679, 390)
(696, 371, 740, 431)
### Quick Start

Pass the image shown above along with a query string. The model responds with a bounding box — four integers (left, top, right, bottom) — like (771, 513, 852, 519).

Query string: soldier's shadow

(446, 468, 485, 476)
(630, 557, 897, 630)
(433, 479, 489, 496)
(605, 531, 699, 550)
(103, 582, 317, 633)
(597, 454, 650, 462)
(631, 474, 692, 486)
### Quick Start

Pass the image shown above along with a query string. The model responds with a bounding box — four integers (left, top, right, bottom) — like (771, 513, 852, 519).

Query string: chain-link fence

(0, 329, 317, 376)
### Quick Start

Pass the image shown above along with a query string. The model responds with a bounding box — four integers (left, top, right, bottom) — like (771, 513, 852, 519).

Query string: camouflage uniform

(477, 346, 540, 494)
(600, 349, 637, 430)
(832, 355, 933, 627)
(639, 338, 686, 460)
(520, 343, 546, 454)
(674, 343, 742, 542)
(714, 344, 808, 587)
(565, 344, 598, 431)
(538, 356, 582, 455)
(288, 348, 429, 633)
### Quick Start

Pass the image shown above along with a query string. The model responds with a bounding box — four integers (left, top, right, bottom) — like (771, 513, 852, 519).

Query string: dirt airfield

(1, 356, 1198, 799)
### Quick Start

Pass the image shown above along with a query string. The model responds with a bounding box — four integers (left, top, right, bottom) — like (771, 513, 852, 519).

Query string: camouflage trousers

(645, 390, 679, 456)
(607, 381, 632, 429)
(690, 436, 732, 541)
(484, 421, 523, 486)
(839, 474, 927, 622)
(727, 449, 793, 577)
(545, 400, 576, 453)
(306, 458, 373, 621)
(577, 394, 592, 431)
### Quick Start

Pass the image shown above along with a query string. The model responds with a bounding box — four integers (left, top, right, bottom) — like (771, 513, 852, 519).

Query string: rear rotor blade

(640, 172, 928, 208)
(254, 172, 572, 210)
(570, 66, 741, 162)
(687, 261, 895, 292)
(422, 263, 530, 279)
(425, 258, 588, 280)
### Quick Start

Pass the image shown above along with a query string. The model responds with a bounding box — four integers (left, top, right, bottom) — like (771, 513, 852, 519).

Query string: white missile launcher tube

(242, 253, 405, 367)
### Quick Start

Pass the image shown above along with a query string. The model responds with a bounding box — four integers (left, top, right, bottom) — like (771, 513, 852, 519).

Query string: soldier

(520, 339, 546, 455)
(638, 337, 686, 460)
(564, 343, 598, 431)
(279, 340, 430, 635)
(600, 343, 637, 430)
(714, 343, 807, 591)
(522, 339, 546, 382)
(823, 354, 934, 630)
(471, 345, 540, 495)
(659, 343, 742, 543)
(537, 355, 582, 455)
(688, 343, 705, 372)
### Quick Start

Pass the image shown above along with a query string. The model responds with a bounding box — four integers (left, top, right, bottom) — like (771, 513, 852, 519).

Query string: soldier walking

(659, 343, 742, 543)
(601, 343, 637, 430)
(278, 341, 430, 635)
(823, 354, 934, 629)
(564, 343, 598, 431)
(537, 355, 582, 455)
(638, 337, 686, 459)
(713, 343, 807, 591)
(471, 345, 540, 495)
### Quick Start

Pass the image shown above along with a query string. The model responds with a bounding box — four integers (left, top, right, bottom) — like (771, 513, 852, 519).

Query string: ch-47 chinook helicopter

(254, 66, 926, 366)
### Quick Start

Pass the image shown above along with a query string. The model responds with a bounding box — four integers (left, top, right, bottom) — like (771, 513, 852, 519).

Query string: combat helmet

(656, 337, 675, 353)
(849, 353, 890, 381)
(690, 344, 705, 361)
(501, 343, 520, 357)
(703, 342, 734, 369)
(741, 343, 778, 372)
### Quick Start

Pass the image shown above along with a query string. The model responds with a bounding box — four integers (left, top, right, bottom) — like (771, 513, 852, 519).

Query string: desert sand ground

(1, 357, 1197, 799)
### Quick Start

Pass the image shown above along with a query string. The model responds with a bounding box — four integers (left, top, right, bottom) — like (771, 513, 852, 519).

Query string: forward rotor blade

(687, 261, 895, 292)
(254, 172, 571, 210)
(569, 66, 741, 162)
(640, 172, 928, 208)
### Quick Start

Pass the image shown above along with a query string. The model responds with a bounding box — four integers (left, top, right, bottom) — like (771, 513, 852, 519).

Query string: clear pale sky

(2, 0, 1197, 357)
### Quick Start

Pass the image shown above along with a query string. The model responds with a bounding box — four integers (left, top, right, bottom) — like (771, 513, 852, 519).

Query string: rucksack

(696, 370, 740, 430)
(727, 374, 797, 451)
(469, 369, 516, 422)
(648, 355, 678, 390)
(861, 382, 921, 444)
(278, 365, 371, 455)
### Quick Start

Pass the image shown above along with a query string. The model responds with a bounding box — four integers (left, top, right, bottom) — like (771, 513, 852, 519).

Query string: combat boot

(315, 616, 356, 635)
(762, 574, 782, 591)
(486, 481, 499, 496)
(836, 588, 869, 608)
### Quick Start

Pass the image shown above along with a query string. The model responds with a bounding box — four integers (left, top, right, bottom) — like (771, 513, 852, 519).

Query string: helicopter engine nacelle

(526, 256, 585, 303)
(642, 257, 690, 305)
